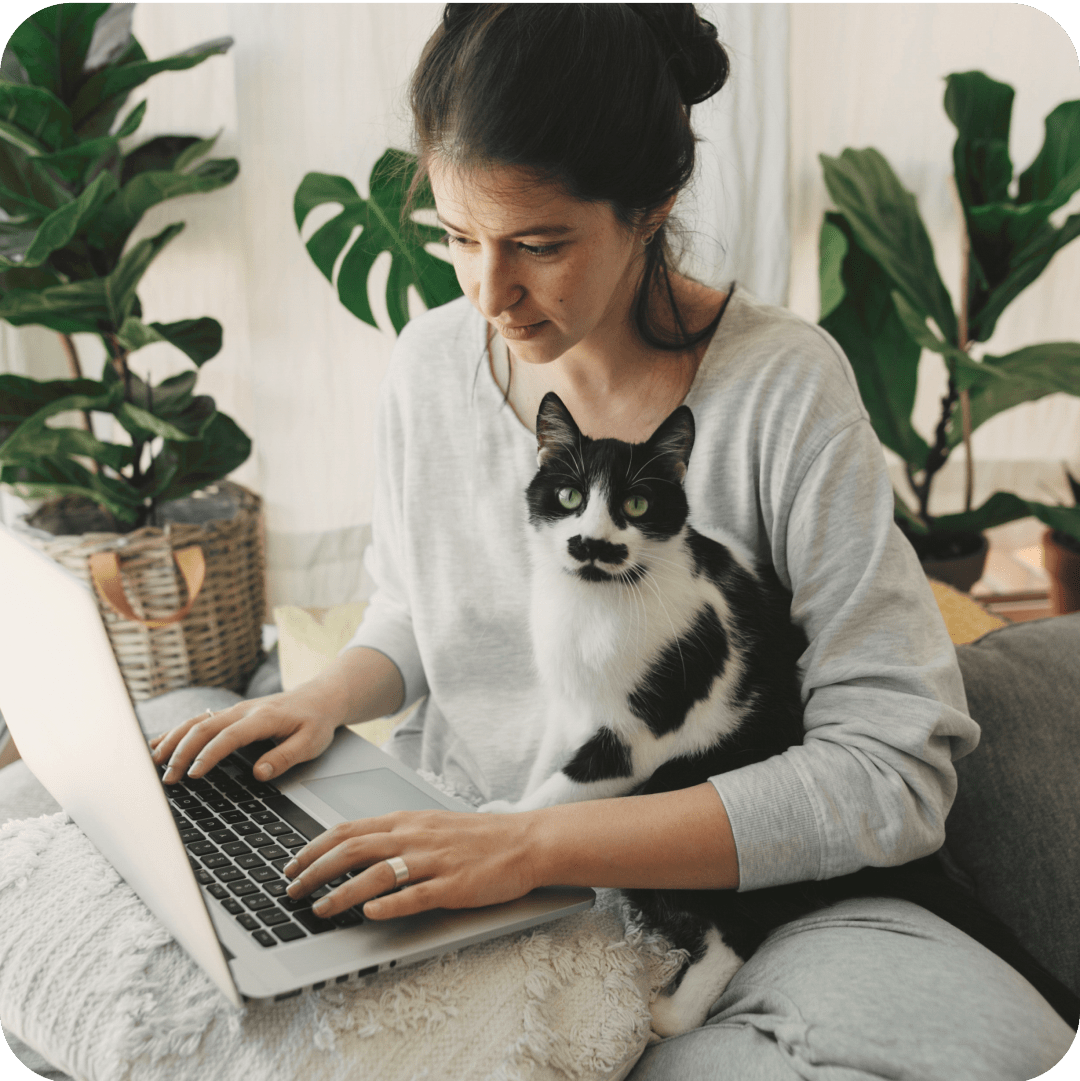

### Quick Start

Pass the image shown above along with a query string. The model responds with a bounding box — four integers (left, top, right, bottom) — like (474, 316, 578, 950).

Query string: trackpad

(303, 769, 445, 821)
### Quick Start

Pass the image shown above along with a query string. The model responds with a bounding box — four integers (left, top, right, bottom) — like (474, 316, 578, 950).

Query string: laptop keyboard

(158, 746, 364, 948)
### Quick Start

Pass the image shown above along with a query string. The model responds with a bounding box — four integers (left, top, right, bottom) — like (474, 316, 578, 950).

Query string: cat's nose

(567, 535, 628, 565)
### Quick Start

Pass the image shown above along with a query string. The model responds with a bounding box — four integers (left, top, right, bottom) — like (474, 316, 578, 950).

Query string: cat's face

(525, 393, 695, 583)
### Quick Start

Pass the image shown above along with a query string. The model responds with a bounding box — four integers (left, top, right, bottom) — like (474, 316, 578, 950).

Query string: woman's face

(428, 160, 648, 365)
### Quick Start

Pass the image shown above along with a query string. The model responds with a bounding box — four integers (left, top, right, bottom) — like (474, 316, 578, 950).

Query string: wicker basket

(12, 482, 266, 701)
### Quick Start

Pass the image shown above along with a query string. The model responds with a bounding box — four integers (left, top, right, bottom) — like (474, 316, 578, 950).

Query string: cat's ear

(536, 392, 580, 466)
(649, 405, 695, 481)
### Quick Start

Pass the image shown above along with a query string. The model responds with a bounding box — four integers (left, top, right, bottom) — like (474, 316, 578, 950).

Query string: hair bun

(626, 3, 729, 106)
(442, 4, 485, 34)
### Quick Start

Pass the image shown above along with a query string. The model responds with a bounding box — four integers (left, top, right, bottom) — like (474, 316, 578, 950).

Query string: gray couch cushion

(950, 613, 1080, 997)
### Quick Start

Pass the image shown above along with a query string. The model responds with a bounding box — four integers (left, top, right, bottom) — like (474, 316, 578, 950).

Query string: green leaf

(150, 317, 222, 366)
(944, 72, 1015, 209)
(1017, 100, 1080, 208)
(1029, 502, 1080, 545)
(0, 140, 68, 216)
(821, 148, 957, 345)
(34, 133, 118, 184)
(102, 221, 184, 327)
(0, 275, 108, 333)
(818, 213, 928, 468)
(70, 36, 233, 134)
(0, 421, 136, 473)
(5, 4, 110, 103)
(0, 83, 76, 154)
(88, 158, 238, 260)
(932, 491, 1080, 546)
(120, 134, 202, 183)
(0, 373, 108, 422)
(818, 218, 847, 320)
(117, 400, 209, 442)
(173, 130, 220, 172)
(294, 150, 462, 333)
(146, 411, 251, 503)
(950, 342, 1080, 447)
(115, 98, 147, 138)
(894, 490, 928, 534)
(0, 169, 116, 269)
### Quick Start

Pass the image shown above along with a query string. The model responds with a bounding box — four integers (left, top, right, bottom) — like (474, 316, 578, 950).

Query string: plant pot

(1042, 529, 1080, 615)
(904, 529, 989, 593)
(12, 482, 266, 701)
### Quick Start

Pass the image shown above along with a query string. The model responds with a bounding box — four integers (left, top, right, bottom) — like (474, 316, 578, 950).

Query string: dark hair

(409, 4, 730, 351)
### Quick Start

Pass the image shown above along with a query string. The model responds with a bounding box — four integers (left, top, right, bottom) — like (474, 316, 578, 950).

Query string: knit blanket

(0, 811, 686, 1081)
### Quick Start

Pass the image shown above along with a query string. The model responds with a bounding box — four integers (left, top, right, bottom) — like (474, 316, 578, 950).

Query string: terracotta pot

(1042, 529, 1080, 615)
(918, 532, 989, 593)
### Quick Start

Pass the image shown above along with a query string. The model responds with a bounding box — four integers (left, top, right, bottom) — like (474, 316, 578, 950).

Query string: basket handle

(88, 545, 206, 629)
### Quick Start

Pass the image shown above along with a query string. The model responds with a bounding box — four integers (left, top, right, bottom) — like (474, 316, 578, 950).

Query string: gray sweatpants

(626, 895, 1074, 1080)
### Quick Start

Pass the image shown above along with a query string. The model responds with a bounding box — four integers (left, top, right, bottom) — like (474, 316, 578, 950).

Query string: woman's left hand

(282, 808, 539, 920)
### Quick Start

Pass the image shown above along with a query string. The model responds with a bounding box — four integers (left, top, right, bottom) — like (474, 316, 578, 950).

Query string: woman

(152, 6, 1073, 1076)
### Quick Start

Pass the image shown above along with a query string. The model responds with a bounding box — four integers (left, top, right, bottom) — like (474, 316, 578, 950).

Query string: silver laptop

(0, 524, 593, 1007)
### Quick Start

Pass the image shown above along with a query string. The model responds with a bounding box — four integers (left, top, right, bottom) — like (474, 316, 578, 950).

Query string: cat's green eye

(558, 487, 583, 510)
(624, 496, 649, 518)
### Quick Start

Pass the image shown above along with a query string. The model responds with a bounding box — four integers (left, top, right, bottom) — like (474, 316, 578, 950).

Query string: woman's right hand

(149, 687, 340, 784)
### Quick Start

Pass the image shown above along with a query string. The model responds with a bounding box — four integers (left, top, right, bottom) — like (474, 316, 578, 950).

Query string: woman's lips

(498, 321, 547, 341)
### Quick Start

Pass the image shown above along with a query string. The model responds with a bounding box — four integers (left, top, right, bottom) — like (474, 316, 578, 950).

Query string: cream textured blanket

(0, 811, 685, 1081)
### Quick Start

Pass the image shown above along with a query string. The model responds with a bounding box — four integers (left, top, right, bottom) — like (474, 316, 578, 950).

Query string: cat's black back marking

(628, 604, 729, 737)
(563, 727, 634, 783)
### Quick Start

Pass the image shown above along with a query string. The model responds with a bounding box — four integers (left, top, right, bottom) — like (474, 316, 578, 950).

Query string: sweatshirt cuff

(710, 754, 822, 891)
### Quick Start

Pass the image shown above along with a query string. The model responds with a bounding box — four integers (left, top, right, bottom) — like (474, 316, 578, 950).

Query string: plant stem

(913, 379, 959, 524)
(959, 222, 973, 513)
(104, 331, 144, 488)
(57, 333, 96, 442)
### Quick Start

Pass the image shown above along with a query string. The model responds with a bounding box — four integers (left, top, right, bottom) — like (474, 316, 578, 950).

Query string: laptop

(0, 524, 594, 1007)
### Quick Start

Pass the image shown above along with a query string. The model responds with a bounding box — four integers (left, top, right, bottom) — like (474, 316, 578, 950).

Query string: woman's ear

(640, 195, 678, 243)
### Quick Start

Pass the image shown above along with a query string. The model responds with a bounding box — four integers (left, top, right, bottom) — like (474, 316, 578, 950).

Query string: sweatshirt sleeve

(709, 381, 979, 893)
(341, 355, 429, 711)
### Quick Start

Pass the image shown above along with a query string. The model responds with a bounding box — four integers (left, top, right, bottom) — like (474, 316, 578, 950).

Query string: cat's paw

(477, 799, 517, 814)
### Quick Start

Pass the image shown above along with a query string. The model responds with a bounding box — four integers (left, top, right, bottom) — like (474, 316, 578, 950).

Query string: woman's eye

(520, 243, 560, 257)
(624, 496, 648, 517)
(558, 488, 583, 510)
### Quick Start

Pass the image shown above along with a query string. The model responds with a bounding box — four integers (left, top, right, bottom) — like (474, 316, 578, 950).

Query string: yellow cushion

(272, 604, 403, 746)
(926, 579, 1008, 645)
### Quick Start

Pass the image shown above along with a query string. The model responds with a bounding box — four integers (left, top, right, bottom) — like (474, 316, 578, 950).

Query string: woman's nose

(476, 249, 523, 320)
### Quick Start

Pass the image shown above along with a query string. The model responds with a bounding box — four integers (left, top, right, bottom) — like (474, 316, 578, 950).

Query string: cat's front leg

(650, 927, 745, 1038)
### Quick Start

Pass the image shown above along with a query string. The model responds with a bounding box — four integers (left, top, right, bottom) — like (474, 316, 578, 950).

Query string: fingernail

(284, 859, 299, 877)
(313, 898, 331, 914)
(188, 759, 204, 778)
(286, 881, 302, 896)
(255, 763, 273, 780)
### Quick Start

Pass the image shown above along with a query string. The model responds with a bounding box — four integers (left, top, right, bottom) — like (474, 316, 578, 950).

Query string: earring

(640, 232, 655, 247)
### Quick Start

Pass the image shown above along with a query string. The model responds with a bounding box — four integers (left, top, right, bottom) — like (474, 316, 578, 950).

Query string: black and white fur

(482, 392, 1080, 1039)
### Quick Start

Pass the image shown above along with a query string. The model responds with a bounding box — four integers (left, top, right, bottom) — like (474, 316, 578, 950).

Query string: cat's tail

(829, 860, 1080, 1031)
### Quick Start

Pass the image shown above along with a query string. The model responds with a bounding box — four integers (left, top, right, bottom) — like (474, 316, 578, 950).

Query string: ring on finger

(385, 856, 410, 888)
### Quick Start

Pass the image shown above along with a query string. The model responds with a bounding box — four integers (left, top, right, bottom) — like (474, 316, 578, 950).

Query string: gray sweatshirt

(345, 290, 979, 892)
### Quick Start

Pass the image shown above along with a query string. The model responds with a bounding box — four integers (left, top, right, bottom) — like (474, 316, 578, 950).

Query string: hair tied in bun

(625, 3, 728, 107)
(442, 4, 485, 34)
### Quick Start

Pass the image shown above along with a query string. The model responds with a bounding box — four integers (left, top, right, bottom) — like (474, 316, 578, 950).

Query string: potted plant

(818, 70, 1080, 591)
(1043, 470, 1080, 614)
(0, 4, 262, 700)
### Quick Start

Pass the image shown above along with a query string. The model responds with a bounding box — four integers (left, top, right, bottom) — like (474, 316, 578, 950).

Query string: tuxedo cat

(483, 391, 1079, 1039)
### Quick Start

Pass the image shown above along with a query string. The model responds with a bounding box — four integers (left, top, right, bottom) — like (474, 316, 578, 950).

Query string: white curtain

(4, 4, 1078, 599)
(788, 3, 1080, 517)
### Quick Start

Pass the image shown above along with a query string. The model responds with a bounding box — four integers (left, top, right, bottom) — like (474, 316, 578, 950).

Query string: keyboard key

(235, 853, 264, 870)
(273, 923, 307, 942)
(206, 798, 233, 812)
(172, 816, 193, 830)
(262, 880, 289, 897)
(253, 930, 277, 947)
(202, 854, 230, 869)
(170, 795, 198, 809)
(221, 899, 243, 915)
(248, 865, 279, 882)
(207, 884, 229, 900)
(260, 845, 288, 861)
(194, 869, 214, 885)
(233, 822, 259, 836)
(270, 857, 292, 874)
(251, 811, 280, 825)
(222, 842, 251, 857)
(310, 885, 332, 900)
(236, 914, 260, 931)
(294, 908, 336, 935)
(276, 833, 307, 850)
(243, 894, 275, 911)
(220, 810, 247, 824)
(208, 830, 238, 844)
(187, 841, 216, 856)
(264, 822, 292, 836)
(259, 909, 291, 927)
(187, 806, 212, 819)
(279, 895, 313, 913)
(247, 833, 274, 848)
(238, 800, 265, 813)
(215, 867, 244, 882)
(332, 908, 364, 929)
(199, 817, 224, 833)
(179, 828, 203, 843)
(228, 881, 259, 897)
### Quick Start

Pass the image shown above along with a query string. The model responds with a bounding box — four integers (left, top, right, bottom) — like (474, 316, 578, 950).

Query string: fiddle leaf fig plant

(819, 70, 1080, 550)
(294, 148, 462, 334)
(0, 4, 249, 531)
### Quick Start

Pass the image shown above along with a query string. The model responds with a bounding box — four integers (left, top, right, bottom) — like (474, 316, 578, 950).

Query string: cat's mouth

(572, 562, 646, 585)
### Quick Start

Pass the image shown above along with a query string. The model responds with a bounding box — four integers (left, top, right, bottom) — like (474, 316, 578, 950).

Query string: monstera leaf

(294, 148, 462, 333)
